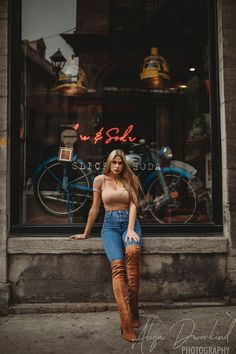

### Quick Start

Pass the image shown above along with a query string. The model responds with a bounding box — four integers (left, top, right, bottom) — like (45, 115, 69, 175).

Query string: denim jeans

(101, 210, 143, 263)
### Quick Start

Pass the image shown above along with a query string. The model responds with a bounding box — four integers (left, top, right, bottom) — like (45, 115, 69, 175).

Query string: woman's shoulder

(94, 174, 105, 185)
(93, 174, 104, 193)
(94, 174, 105, 180)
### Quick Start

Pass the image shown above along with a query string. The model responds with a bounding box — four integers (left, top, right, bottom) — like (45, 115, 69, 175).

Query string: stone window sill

(8, 235, 228, 254)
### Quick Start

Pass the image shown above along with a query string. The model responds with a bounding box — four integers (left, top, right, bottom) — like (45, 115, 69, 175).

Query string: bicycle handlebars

(128, 140, 158, 151)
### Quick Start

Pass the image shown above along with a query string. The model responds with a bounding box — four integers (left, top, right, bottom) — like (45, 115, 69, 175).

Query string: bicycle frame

(142, 166, 194, 192)
(33, 151, 195, 197)
(32, 155, 94, 186)
(32, 147, 197, 223)
(138, 148, 194, 196)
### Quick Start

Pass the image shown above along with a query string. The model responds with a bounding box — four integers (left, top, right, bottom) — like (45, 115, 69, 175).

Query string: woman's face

(110, 155, 124, 176)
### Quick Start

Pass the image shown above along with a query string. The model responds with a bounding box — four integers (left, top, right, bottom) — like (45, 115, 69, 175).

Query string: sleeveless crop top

(94, 174, 130, 210)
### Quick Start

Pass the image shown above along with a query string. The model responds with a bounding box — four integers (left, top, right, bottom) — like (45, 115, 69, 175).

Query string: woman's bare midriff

(105, 206, 129, 211)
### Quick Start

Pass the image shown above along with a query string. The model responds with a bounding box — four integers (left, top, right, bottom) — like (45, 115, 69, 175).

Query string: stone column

(218, 0, 236, 299)
(0, 0, 10, 315)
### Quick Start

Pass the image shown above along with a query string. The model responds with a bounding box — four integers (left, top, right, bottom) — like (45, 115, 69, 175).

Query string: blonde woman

(69, 149, 142, 342)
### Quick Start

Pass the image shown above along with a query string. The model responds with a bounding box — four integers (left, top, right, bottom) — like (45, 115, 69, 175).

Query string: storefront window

(13, 0, 220, 230)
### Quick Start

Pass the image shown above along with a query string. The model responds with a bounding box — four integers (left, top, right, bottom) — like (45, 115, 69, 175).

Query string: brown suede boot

(111, 259, 137, 342)
(125, 245, 141, 328)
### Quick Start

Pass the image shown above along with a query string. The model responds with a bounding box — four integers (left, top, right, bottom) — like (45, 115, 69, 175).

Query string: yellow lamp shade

(55, 56, 88, 95)
(140, 47, 170, 89)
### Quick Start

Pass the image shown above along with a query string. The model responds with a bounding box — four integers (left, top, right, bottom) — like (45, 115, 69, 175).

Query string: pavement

(0, 305, 236, 354)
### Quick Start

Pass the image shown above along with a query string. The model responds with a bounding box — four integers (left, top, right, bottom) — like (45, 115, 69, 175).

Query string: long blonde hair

(103, 149, 141, 205)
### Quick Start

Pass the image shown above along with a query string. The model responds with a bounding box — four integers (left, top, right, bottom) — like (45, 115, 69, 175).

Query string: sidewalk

(0, 305, 236, 354)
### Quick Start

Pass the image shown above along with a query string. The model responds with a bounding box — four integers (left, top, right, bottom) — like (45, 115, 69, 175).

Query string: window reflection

(20, 0, 212, 226)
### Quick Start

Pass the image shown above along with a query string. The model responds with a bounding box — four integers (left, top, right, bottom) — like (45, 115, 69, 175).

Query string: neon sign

(72, 123, 137, 144)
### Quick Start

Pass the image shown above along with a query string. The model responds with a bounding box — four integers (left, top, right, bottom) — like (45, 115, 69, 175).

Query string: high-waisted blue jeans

(101, 210, 143, 263)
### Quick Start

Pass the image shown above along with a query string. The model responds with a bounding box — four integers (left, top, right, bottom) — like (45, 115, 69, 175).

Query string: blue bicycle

(32, 140, 204, 224)
(125, 141, 199, 223)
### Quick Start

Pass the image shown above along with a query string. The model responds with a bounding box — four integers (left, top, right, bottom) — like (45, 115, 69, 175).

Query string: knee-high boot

(111, 259, 137, 342)
(125, 245, 141, 328)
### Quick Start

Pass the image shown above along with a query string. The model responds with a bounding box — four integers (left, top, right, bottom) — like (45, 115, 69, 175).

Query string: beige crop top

(93, 174, 130, 210)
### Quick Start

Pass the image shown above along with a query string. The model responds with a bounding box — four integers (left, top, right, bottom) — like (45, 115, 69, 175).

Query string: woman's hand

(125, 230, 140, 243)
(68, 234, 87, 240)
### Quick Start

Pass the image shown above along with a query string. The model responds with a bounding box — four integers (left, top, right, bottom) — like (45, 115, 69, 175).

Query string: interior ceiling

(64, 0, 208, 43)
(110, 0, 208, 37)
(62, 0, 209, 84)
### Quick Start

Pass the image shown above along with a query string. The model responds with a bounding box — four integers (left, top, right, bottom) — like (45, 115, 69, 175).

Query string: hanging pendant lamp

(140, 47, 171, 89)
(55, 55, 88, 95)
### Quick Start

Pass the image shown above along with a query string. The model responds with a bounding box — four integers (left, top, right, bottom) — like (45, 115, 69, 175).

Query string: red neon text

(80, 135, 90, 141)
(73, 123, 137, 144)
(105, 125, 136, 144)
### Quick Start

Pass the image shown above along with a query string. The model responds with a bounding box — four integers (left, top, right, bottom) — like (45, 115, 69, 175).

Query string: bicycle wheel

(147, 173, 197, 223)
(34, 161, 91, 216)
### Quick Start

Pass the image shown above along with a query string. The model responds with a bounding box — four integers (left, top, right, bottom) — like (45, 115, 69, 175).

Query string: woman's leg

(111, 259, 137, 341)
(122, 219, 142, 328)
(101, 228, 125, 263)
(101, 214, 137, 341)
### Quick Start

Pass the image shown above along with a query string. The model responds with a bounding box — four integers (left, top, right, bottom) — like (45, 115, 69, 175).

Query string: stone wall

(1, 0, 236, 313)
(8, 237, 228, 304)
(8, 253, 227, 303)
(218, 0, 236, 296)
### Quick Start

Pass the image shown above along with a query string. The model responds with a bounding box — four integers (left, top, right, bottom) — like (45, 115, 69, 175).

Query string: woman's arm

(126, 200, 140, 242)
(69, 175, 102, 240)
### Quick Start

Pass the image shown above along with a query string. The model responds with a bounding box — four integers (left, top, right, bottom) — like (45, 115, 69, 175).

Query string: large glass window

(11, 0, 221, 231)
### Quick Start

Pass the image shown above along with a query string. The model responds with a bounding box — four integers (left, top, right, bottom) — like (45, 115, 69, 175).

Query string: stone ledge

(9, 301, 227, 314)
(8, 236, 228, 254)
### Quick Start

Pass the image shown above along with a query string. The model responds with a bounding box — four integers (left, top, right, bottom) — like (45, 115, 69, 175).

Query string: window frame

(8, 0, 222, 235)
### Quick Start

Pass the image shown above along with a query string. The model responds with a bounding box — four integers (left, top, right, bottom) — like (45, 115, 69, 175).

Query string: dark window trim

(8, 0, 22, 230)
(8, 0, 223, 235)
(208, 0, 222, 226)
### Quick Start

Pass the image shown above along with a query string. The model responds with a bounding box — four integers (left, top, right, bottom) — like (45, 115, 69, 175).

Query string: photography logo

(181, 346, 230, 354)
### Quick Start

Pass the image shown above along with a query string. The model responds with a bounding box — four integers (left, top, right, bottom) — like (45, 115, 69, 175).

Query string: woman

(69, 149, 142, 342)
